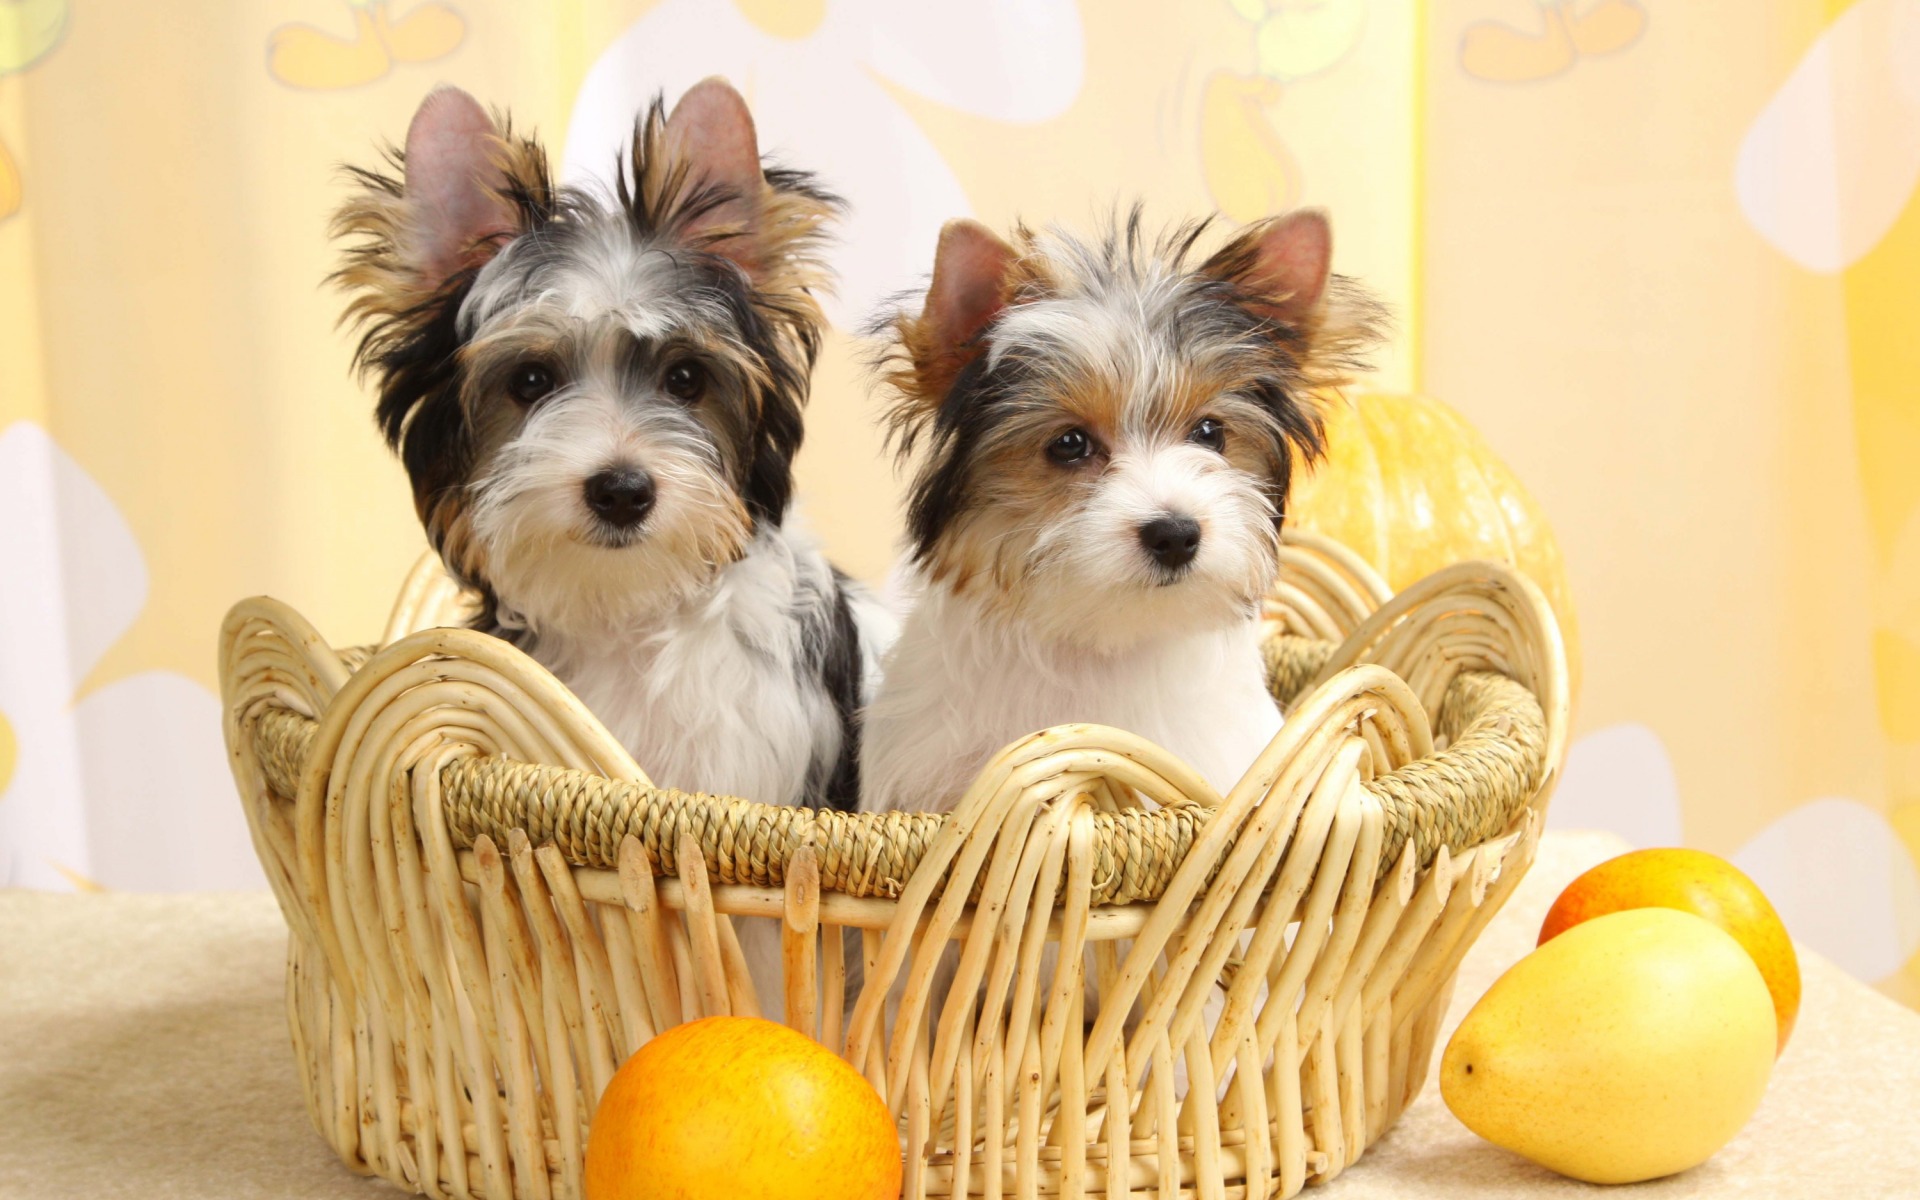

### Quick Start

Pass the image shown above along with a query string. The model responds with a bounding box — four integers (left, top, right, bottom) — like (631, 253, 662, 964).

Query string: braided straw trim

(1264, 635, 1339, 709)
(359, 531, 1489, 881)
(245, 646, 1544, 900)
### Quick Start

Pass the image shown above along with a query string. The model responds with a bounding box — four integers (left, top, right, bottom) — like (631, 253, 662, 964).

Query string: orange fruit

(1539, 848, 1800, 1054)
(584, 1016, 902, 1200)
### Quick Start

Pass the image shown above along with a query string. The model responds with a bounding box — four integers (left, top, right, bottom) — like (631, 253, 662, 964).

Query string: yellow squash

(1292, 392, 1581, 695)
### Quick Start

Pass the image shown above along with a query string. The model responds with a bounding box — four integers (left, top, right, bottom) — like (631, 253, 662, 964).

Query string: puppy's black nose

(1138, 515, 1202, 570)
(583, 468, 655, 530)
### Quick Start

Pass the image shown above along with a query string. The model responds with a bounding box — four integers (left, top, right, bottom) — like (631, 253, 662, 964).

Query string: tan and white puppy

(862, 208, 1384, 814)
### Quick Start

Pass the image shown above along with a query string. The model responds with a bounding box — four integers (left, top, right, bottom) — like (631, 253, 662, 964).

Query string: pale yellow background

(1, 0, 1916, 1004)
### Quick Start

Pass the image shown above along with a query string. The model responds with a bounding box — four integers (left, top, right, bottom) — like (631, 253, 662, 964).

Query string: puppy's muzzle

(1138, 514, 1201, 571)
(583, 467, 656, 531)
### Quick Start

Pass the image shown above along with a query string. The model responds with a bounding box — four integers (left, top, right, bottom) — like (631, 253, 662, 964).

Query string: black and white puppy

(333, 81, 894, 838)
(863, 209, 1384, 814)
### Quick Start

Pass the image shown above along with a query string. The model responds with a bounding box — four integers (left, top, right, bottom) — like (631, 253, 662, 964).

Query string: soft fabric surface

(2, 831, 1915, 1198)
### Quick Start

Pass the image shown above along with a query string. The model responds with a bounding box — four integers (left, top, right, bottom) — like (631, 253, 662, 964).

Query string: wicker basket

(219, 530, 1567, 1200)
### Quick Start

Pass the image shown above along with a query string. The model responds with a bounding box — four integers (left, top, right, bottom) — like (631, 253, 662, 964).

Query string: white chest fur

(519, 524, 905, 1022)
(521, 526, 863, 806)
(861, 586, 1283, 813)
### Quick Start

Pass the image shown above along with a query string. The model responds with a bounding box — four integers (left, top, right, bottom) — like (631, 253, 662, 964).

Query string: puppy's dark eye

(1045, 428, 1095, 465)
(507, 362, 557, 406)
(1188, 417, 1226, 453)
(663, 360, 707, 402)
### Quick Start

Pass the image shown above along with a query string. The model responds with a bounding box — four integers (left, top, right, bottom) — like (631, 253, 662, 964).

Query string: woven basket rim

(231, 572, 1559, 907)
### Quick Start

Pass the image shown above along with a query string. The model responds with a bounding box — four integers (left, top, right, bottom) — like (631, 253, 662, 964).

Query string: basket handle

(1288, 559, 1570, 869)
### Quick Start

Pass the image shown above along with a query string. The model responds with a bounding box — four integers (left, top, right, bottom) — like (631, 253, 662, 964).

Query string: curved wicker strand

(846, 723, 1220, 1093)
(217, 598, 362, 1162)
(301, 625, 645, 909)
(1198, 738, 1370, 1086)
(220, 599, 355, 937)
(293, 627, 655, 1186)
(221, 597, 354, 715)
(1164, 741, 1370, 1079)
(974, 778, 1083, 1122)
(1081, 662, 1427, 1089)
(383, 550, 479, 644)
(1295, 561, 1565, 866)
(877, 772, 1047, 1109)
(1315, 560, 1569, 809)
(281, 625, 647, 1090)
(1264, 528, 1394, 640)
(925, 783, 1080, 1132)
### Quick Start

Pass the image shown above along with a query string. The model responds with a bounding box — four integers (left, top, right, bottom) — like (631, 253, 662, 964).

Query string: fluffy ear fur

(1208, 208, 1331, 323)
(880, 219, 1021, 450)
(1200, 207, 1386, 392)
(922, 220, 1019, 393)
(401, 87, 522, 282)
(663, 78, 767, 270)
(331, 85, 554, 332)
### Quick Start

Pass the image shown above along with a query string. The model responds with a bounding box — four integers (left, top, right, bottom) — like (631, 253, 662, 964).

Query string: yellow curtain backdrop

(1, 0, 1915, 1006)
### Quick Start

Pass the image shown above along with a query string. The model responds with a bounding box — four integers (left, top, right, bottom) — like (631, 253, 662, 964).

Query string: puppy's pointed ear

(1204, 208, 1333, 327)
(914, 218, 1020, 401)
(401, 86, 522, 282)
(1203, 206, 1388, 413)
(665, 77, 769, 274)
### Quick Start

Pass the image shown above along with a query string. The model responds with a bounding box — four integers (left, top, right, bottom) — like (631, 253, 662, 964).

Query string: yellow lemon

(1441, 908, 1775, 1184)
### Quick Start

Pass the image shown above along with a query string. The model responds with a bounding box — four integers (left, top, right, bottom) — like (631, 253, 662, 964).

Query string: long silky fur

(861, 207, 1388, 816)
(877, 209, 1385, 453)
(331, 98, 839, 626)
(873, 208, 1388, 578)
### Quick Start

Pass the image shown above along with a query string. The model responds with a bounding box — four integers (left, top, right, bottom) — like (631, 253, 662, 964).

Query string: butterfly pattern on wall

(562, 0, 1085, 327)
(1459, 0, 1647, 84)
(267, 0, 464, 91)
(1197, 0, 1369, 223)
(0, 423, 258, 893)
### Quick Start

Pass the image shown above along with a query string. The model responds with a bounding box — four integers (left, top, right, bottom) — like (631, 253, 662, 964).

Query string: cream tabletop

(2, 831, 1916, 1199)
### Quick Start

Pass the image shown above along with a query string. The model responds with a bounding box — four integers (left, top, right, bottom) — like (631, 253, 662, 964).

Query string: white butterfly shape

(0, 422, 259, 891)
(1551, 721, 1920, 985)
(561, 0, 1086, 326)
(1736, 0, 1920, 272)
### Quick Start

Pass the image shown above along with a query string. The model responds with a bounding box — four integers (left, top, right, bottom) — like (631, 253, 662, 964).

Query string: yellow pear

(1441, 907, 1776, 1184)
